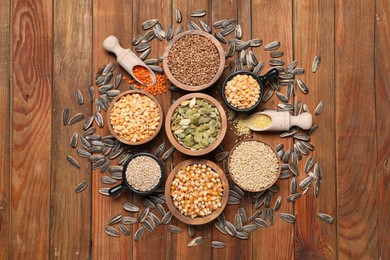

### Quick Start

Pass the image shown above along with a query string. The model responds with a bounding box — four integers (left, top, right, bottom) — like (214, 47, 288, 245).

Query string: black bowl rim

(121, 152, 165, 195)
(221, 70, 264, 113)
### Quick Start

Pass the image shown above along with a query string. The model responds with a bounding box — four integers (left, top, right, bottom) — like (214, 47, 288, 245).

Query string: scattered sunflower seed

(68, 113, 85, 125)
(190, 9, 206, 17)
(312, 56, 321, 73)
(119, 224, 130, 236)
(279, 213, 296, 224)
(75, 180, 87, 193)
(162, 147, 175, 161)
(211, 241, 226, 249)
(134, 226, 145, 241)
(162, 211, 173, 224)
(105, 226, 120, 237)
(67, 155, 80, 169)
(76, 89, 84, 105)
(62, 107, 71, 125)
(264, 41, 280, 51)
(188, 237, 204, 247)
(317, 213, 333, 224)
(168, 225, 182, 234)
(142, 19, 158, 30)
(315, 100, 324, 116)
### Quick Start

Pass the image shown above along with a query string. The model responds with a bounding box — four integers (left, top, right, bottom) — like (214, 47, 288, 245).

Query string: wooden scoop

(103, 35, 156, 86)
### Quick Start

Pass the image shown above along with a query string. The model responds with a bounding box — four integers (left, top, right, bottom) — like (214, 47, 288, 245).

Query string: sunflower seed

(287, 193, 302, 202)
(252, 62, 265, 76)
(188, 236, 204, 247)
(270, 59, 285, 66)
(110, 172, 122, 180)
(248, 210, 262, 222)
(290, 177, 298, 194)
(317, 213, 333, 224)
(70, 132, 79, 148)
(225, 221, 237, 236)
(293, 133, 310, 142)
(108, 214, 123, 225)
(278, 172, 290, 180)
(300, 177, 313, 191)
(235, 58, 243, 70)
(280, 127, 298, 138)
(131, 34, 143, 46)
(254, 218, 268, 228)
(96, 65, 105, 79)
(100, 176, 116, 185)
(134, 226, 145, 241)
(270, 51, 284, 58)
(79, 136, 91, 149)
(296, 79, 309, 94)
(225, 41, 235, 58)
(62, 107, 71, 125)
(75, 89, 84, 105)
(105, 226, 120, 237)
(108, 165, 123, 174)
(284, 60, 297, 73)
(167, 224, 182, 234)
(304, 156, 314, 174)
(235, 24, 242, 39)
(116, 224, 130, 236)
(214, 221, 228, 235)
(264, 41, 280, 50)
(173, 8, 182, 23)
(176, 25, 183, 35)
(301, 141, 314, 150)
(314, 163, 322, 180)
(123, 202, 139, 212)
(99, 188, 110, 196)
(143, 199, 155, 209)
(234, 213, 243, 231)
(221, 24, 236, 36)
(68, 113, 84, 125)
(76, 148, 91, 158)
(141, 30, 155, 43)
(75, 180, 87, 193)
(214, 32, 227, 44)
(236, 41, 251, 52)
(142, 220, 155, 233)
(306, 125, 319, 136)
(210, 240, 225, 249)
(242, 224, 258, 233)
(289, 162, 298, 177)
(270, 196, 281, 212)
(213, 19, 225, 28)
(162, 147, 175, 161)
(249, 38, 263, 47)
(190, 9, 206, 17)
(222, 19, 236, 28)
(261, 208, 269, 221)
(268, 185, 280, 193)
(283, 149, 292, 163)
(315, 100, 324, 116)
(214, 151, 229, 162)
(142, 19, 158, 30)
(67, 155, 80, 169)
(279, 213, 296, 224)
(162, 211, 173, 224)
(312, 56, 321, 73)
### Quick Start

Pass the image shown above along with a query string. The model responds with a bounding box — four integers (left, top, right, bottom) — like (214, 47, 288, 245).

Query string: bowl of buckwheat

(107, 90, 163, 145)
(162, 30, 225, 91)
(165, 159, 229, 225)
(222, 69, 279, 112)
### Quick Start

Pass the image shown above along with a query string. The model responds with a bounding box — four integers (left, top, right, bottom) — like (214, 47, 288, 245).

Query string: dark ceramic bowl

(221, 68, 278, 113)
(108, 152, 164, 196)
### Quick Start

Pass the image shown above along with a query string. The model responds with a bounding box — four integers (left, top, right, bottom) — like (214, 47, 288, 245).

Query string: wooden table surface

(0, 0, 389, 259)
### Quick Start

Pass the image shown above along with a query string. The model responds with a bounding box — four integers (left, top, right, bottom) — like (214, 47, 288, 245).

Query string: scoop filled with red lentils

(107, 90, 163, 145)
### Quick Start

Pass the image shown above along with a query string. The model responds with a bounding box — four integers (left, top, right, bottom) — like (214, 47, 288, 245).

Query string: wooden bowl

(227, 139, 281, 192)
(162, 30, 226, 91)
(165, 93, 227, 156)
(165, 159, 229, 225)
(106, 89, 163, 145)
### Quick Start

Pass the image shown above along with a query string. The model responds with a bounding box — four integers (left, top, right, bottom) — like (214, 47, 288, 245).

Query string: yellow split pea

(225, 74, 260, 109)
(109, 93, 160, 143)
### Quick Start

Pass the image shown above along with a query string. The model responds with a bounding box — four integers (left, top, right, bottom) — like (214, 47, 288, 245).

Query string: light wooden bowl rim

(162, 30, 226, 91)
(165, 93, 227, 156)
(106, 89, 163, 145)
(227, 138, 281, 192)
(164, 159, 229, 225)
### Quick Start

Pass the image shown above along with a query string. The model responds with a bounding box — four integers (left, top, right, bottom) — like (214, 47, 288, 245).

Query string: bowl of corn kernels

(221, 69, 279, 113)
(165, 159, 229, 225)
(107, 90, 163, 145)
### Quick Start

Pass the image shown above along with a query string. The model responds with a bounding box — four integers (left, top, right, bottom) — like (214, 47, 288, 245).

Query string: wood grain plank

(210, 1, 255, 259)
(375, 0, 390, 259)
(50, 0, 92, 258)
(11, 0, 52, 258)
(92, 1, 134, 259)
(293, 1, 337, 259)
(169, 1, 213, 259)
(130, 0, 171, 259)
(251, 1, 294, 259)
(335, 1, 378, 259)
(0, 0, 10, 258)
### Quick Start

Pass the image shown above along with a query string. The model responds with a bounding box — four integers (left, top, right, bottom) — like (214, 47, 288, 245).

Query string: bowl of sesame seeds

(108, 152, 165, 196)
(228, 139, 281, 192)
(165, 159, 229, 225)
(107, 89, 163, 145)
(162, 30, 226, 91)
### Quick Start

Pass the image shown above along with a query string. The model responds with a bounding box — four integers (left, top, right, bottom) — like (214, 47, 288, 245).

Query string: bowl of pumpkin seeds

(165, 93, 227, 156)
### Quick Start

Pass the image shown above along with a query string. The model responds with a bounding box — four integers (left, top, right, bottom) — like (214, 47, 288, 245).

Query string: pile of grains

(230, 141, 279, 191)
(224, 74, 261, 109)
(125, 155, 161, 192)
(168, 34, 220, 86)
(227, 110, 251, 136)
(247, 114, 272, 129)
(109, 93, 160, 143)
(170, 163, 223, 218)
(171, 97, 221, 150)
(128, 66, 168, 96)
